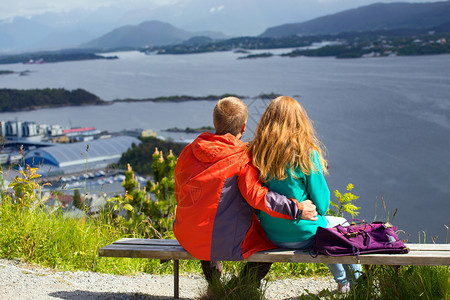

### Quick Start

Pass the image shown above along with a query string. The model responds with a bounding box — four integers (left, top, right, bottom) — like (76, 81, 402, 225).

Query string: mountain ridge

(2, 1, 449, 53)
(260, 1, 450, 37)
(81, 20, 227, 49)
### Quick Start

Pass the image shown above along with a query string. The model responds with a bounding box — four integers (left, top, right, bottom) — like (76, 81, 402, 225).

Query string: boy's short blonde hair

(213, 97, 248, 136)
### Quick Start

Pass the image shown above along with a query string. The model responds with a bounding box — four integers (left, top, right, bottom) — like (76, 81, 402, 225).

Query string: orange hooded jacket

(174, 132, 303, 261)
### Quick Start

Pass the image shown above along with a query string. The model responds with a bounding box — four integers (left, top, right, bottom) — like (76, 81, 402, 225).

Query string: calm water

(1, 50, 449, 242)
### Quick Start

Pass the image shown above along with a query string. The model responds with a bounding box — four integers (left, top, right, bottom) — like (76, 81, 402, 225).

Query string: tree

(72, 189, 84, 211)
(108, 148, 177, 238)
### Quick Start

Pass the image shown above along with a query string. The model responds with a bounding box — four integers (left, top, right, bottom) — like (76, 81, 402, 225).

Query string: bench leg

(174, 259, 179, 299)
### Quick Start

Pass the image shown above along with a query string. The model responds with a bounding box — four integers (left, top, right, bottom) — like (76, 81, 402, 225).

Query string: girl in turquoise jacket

(248, 96, 362, 292)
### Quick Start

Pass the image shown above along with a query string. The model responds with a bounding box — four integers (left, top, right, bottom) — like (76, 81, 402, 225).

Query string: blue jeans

(272, 216, 363, 285)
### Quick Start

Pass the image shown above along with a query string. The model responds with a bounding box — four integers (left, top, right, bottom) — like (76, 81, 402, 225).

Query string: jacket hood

(191, 132, 247, 163)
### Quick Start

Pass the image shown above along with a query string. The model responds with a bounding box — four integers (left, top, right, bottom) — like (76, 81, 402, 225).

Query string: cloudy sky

(0, 0, 440, 19)
(0, 0, 444, 36)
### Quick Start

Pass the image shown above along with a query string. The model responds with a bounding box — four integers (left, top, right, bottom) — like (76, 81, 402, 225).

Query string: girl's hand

(300, 200, 318, 221)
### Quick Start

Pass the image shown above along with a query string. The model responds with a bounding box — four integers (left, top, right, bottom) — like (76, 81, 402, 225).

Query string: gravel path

(0, 259, 337, 299)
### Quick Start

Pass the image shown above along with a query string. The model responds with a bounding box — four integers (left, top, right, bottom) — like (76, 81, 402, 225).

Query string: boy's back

(174, 131, 275, 261)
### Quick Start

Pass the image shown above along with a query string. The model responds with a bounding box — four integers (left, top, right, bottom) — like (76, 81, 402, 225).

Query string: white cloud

(209, 5, 224, 13)
(0, 0, 103, 18)
(0, 0, 178, 20)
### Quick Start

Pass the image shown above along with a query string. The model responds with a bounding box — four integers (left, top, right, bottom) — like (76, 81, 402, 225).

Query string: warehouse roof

(24, 136, 140, 168)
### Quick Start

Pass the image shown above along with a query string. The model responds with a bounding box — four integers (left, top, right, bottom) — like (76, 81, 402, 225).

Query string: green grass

(0, 191, 332, 279)
(0, 165, 326, 278)
(199, 274, 268, 300)
(0, 200, 196, 275)
(1, 168, 448, 300)
(0, 195, 329, 281)
(299, 265, 449, 300)
(363, 265, 450, 300)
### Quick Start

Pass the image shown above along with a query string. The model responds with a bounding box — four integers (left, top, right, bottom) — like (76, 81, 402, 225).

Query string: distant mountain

(81, 20, 227, 49)
(0, 32, 16, 50)
(0, 17, 52, 52)
(261, 1, 450, 38)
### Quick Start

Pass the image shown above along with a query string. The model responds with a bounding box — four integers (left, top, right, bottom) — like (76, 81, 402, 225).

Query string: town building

(0, 120, 64, 142)
(24, 136, 141, 176)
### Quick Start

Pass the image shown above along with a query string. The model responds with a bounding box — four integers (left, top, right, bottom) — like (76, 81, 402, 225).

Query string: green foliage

(0, 163, 197, 275)
(118, 136, 185, 176)
(108, 149, 177, 239)
(268, 262, 328, 279)
(72, 189, 84, 211)
(328, 183, 360, 218)
(199, 274, 267, 300)
(150, 148, 176, 200)
(198, 262, 330, 299)
(298, 265, 449, 300)
(7, 166, 47, 209)
(373, 265, 450, 300)
(305, 265, 450, 300)
(0, 193, 189, 274)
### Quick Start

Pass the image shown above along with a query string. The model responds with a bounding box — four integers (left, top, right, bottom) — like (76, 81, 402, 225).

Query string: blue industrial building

(24, 136, 141, 176)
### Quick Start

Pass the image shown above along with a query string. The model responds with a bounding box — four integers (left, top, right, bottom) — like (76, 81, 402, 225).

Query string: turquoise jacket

(257, 152, 330, 243)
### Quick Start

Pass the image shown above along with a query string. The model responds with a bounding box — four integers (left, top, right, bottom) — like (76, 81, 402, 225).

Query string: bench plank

(99, 239, 450, 266)
(105, 238, 450, 252)
(111, 238, 182, 246)
(99, 244, 194, 260)
(406, 243, 450, 251)
(246, 249, 450, 266)
(98, 238, 450, 299)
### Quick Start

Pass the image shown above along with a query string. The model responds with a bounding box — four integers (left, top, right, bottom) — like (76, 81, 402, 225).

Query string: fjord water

(1, 50, 449, 242)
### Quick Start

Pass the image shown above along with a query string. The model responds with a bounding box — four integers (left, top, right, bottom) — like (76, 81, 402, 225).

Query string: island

(148, 29, 450, 59)
(163, 126, 214, 133)
(114, 93, 245, 103)
(0, 89, 282, 112)
(279, 30, 450, 59)
(238, 52, 274, 59)
(0, 51, 118, 65)
(0, 88, 108, 112)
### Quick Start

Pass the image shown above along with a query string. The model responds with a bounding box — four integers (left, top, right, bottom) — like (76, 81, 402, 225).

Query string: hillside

(261, 1, 450, 38)
(81, 20, 227, 49)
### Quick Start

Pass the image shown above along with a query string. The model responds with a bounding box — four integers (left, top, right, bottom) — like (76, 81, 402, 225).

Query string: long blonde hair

(248, 96, 327, 183)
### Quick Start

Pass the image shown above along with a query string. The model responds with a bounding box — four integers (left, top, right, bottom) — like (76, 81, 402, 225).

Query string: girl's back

(250, 96, 363, 290)
(258, 151, 329, 244)
(249, 96, 329, 245)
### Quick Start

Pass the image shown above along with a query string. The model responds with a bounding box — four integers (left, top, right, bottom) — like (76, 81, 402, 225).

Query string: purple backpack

(312, 220, 409, 262)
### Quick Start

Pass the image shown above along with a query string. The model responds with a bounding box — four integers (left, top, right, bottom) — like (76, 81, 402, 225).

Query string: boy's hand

(300, 200, 318, 221)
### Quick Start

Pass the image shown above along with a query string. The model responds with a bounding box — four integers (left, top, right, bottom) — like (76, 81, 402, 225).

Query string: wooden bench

(99, 238, 450, 299)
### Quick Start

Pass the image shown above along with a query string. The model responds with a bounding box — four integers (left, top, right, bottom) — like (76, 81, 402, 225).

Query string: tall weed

(340, 265, 449, 300)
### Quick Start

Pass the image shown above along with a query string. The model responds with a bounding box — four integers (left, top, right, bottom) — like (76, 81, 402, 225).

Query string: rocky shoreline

(0, 258, 337, 299)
